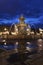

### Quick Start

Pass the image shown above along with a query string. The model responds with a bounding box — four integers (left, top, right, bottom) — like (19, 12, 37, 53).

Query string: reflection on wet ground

(0, 39, 43, 65)
(0, 39, 43, 52)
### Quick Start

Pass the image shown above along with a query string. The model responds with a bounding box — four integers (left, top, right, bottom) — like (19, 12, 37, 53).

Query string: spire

(19, 15, 25, 21)
(19, 15, 25, 24)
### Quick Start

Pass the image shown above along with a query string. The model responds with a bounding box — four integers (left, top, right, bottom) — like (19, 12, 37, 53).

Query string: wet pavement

(0, 39, 43, 65)
(0, 50, 43, 65)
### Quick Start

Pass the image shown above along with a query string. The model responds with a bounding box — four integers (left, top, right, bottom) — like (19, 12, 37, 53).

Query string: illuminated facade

(13, 16, 31, 35)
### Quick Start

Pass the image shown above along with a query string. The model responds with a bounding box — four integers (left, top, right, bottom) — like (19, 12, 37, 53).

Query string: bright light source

(4, 28, 7, 31)
(26, 47, 31, 51)
(39, 44, 42, 47)
(3, 40, 6, 42)
(39, 28, 43, 32)
(11, 32, 17, 35)
(27, 29, 30, 31)
(38, 39, 42, 42)
(27, 33, 30, 35)
(0, 32, 2, 35)
(40, 32, 42, 34)
(31, 32, 34, 34)
(4, 42, 6, 45)
(16, 42, 18, 45)
(2, 31, 9, 35)
(27, 42, 30, 44)
(15, 25, 18, 32)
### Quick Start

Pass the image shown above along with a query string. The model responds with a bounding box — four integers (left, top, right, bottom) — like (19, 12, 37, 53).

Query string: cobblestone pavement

(0, 50, 43, 65)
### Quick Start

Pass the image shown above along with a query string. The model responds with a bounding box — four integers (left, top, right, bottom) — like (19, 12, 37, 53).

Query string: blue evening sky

(0, 0, 43, 29)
